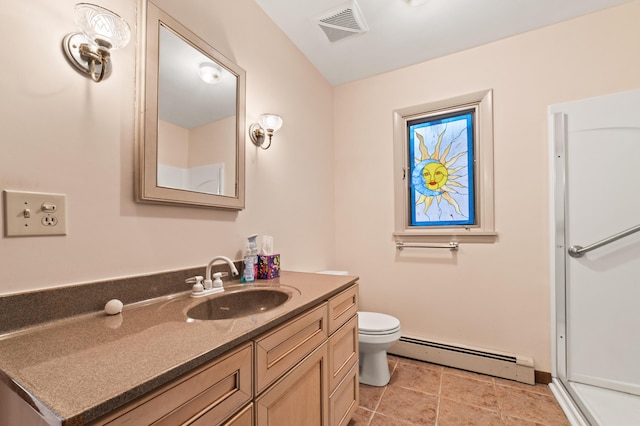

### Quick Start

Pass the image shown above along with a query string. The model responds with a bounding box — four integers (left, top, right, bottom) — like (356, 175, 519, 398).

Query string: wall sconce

(198, 63, 222, 84)
(62, 3, 131, 82)
(249, 114, 283, 150)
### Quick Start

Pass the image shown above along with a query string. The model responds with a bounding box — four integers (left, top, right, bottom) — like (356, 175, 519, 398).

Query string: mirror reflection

(157, 26, 237, 196)
(136, 1, 246, 210)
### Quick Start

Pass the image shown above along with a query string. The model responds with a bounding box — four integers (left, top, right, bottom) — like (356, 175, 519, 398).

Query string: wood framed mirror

(136, 1, 246, 209)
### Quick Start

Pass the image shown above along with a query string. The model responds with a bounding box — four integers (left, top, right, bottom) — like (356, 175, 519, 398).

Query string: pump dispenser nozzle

(247, 234, 258, 253)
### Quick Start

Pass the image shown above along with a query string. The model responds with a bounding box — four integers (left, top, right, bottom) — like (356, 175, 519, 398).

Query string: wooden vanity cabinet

(254, 283, 359, 426)
(91, 283, 359, 426)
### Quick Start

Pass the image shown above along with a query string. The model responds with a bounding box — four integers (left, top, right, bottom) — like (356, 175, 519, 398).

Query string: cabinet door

(329, 363, 358, 426)
(328, 314, 358, 393)
(256, 343, 329, 426)
(254, 303, 327, 395)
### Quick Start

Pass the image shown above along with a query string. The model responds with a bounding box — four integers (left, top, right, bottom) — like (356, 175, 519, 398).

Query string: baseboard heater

(389, 336, 535, 385)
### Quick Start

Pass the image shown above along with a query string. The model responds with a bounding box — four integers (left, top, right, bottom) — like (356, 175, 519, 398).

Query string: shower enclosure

(550, 89, 640, 425)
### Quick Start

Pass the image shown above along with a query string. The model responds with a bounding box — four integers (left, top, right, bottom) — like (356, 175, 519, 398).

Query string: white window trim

(393, 89, 497, 244)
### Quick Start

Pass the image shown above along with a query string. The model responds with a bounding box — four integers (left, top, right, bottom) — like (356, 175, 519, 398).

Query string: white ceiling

(159, 26, 237, 129)
(254, 0, 633, 86)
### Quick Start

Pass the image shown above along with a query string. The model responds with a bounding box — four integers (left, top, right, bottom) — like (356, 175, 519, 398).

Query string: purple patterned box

(258, 254, 280, 279)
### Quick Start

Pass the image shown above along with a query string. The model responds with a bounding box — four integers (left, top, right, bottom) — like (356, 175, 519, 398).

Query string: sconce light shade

(74, 3, 131, 48)
(259, 114, 283, 133)
(198, 63, 223, 84)
(249, 113, 283, 150)
(63, 3, 131, 82)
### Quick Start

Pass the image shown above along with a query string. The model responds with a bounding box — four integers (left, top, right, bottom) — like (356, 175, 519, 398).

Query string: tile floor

(349, 355, 570, 426)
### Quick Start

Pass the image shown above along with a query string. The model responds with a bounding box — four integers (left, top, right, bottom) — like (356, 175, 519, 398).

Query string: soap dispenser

(243, 234, 258, 282)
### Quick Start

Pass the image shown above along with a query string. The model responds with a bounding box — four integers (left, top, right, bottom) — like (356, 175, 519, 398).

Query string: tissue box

(258, 254, 280, 279)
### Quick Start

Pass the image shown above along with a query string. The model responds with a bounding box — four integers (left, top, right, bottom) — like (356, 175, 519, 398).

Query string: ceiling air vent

(315, 0, 369, 43)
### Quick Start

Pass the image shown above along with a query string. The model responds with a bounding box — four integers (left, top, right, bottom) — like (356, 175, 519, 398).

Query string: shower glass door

(551, 89, 640, 425)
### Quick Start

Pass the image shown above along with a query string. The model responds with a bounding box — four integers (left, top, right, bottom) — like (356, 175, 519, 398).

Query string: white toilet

(315, 271, 401, 387)
(358, 311, 401, 386)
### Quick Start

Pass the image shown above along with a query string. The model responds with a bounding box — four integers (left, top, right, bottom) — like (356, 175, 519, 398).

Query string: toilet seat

(359, 312, 401, 335)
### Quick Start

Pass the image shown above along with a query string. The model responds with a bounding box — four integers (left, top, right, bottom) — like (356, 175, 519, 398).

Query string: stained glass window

(407, 110, 475, 227)
(393, 90, 496, 241)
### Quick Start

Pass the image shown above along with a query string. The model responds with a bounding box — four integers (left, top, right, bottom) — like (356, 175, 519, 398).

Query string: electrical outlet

(3, 190, 67, 237)
(42, 216, 59, 226)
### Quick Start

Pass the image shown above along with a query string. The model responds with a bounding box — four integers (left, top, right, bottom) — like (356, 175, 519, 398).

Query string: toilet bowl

(358, 311, 401, 386)
(313, 271, 402, 387)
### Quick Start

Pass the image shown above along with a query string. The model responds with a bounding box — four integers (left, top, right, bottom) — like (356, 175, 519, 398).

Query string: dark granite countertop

(0, 271, 358, 425)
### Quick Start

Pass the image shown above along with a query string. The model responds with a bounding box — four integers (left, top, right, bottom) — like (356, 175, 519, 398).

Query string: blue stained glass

(408, 111, 475, 227)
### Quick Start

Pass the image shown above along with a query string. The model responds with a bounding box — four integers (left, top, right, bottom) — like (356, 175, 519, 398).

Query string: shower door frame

(550, 111, 596, 426)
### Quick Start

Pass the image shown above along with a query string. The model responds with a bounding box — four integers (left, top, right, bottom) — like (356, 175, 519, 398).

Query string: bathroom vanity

(0, 271, 358, 426)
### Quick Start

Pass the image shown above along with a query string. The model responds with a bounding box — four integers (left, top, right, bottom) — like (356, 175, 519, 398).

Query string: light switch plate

(3, 190, 67, 237)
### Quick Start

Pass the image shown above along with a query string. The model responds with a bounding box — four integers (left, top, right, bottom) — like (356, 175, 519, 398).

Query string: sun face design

(411, 123, 470, 221)
(422, 161, 449, 191)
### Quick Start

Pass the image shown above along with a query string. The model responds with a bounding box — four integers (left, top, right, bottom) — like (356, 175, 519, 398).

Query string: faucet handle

(185, 275, 204, 284)
(212, 272, 224, 288)
(186, 276, 204, 294)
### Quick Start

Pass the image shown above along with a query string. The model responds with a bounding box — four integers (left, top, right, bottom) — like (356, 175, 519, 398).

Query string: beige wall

(333, 1, 640, 372)
(158, 120, 189, 168)
(190, 116, 236, 195)
(189, 116, 235, 168)
(1, 0, 638, 374)
(0, 0, 335, 294)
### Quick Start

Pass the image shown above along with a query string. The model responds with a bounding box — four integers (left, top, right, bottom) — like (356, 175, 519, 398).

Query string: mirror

(136, 1, 246, 209)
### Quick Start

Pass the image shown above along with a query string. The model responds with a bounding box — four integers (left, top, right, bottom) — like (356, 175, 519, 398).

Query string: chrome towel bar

(395, 241, 459, 251)
(568, 223, 640, 258)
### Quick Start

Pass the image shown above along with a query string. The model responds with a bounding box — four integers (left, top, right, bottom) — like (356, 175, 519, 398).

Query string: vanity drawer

(329, 362, 359, 426)
(327, 284, 358, 335)
(255, 303, 328, 395)
(97, 343, 252, 426)
(328, 314, 359, 392)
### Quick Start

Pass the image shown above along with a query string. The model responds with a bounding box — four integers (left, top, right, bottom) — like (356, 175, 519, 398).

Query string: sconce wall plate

(63, 33, 112, 79)
(249, 122, 266, 145)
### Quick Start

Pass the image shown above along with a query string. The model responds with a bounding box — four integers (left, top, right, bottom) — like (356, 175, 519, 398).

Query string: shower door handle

(568, 223, 640, 258)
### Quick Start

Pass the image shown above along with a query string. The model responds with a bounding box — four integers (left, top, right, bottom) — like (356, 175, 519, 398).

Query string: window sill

(393, 231, 499, 244)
